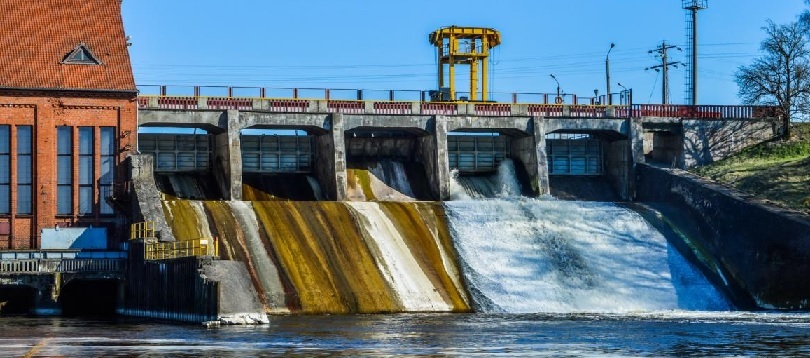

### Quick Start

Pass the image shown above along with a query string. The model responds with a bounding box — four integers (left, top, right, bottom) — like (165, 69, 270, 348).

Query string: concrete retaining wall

(129, 155, 175, 241)
(122, 241, 268, 324)
(636, 164, 810, 309)
(682, 118, 776, 167)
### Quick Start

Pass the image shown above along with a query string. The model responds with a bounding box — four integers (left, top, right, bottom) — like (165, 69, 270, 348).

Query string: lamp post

(606, 43, 615, 105)
(550, 74, 561, 103)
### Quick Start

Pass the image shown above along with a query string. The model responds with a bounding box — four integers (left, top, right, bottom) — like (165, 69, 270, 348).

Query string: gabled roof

(0, 0, 136, 93)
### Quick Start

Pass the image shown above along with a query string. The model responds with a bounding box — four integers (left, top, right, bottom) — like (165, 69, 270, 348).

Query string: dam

(118, 86, 790, 323)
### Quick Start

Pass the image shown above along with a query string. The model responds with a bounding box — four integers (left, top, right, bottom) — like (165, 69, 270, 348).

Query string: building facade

(0, 0, 137, 249)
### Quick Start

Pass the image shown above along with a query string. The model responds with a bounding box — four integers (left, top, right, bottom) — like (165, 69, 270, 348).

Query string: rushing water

(72, 160, 809, 355)
(447, 199, 732, 313)
(3, 314, 810, 356)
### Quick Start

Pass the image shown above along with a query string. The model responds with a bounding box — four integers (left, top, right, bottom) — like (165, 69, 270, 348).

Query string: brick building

(0, 1, 137, 249)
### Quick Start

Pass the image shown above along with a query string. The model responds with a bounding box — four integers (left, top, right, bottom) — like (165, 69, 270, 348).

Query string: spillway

(445, 199, 732, 313)
(347, 160, 434, 201)
(156, 159, 732, 316)
(161, 198, 470, 314)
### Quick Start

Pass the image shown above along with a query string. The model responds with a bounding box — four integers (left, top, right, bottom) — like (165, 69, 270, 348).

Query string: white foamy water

(445, 199, 732, 313)
(347, 202, 452, 311)
(306, 176, 325, 201)
(449, 159, 522, 200)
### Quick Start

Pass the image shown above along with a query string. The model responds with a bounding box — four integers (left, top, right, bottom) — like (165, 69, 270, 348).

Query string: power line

(646, 41, 682, 104)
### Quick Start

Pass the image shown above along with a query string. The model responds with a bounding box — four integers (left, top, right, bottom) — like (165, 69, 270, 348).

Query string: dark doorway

(60, 279, 119, 317)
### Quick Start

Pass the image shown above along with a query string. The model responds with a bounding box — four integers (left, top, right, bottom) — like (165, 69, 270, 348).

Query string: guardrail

(131, 221, 156, 240)
(145, 238, 219, 261)
(135, 85, 779, 120)
(0, 258, 126, 273)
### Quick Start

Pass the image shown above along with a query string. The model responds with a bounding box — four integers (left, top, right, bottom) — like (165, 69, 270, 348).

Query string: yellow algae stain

(421, 203, 472, 310)
(202, 201, 271, 311)
(243, 183, 277, 201)
(252, 201, 398, 314)
(347, 168, 376, 201)
(249, 202, 394, 313)
(161, 200, 207, 241)
(378, 202, 471, 312)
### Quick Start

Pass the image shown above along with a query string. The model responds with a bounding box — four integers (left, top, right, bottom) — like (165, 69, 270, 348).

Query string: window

(16, 126, 32, 215)
(62, 44, 100, 65)
(57, 127, 73, 215)
(0, 125, 9, 215)
(78, 127, 94, 215)
(99, 127, 115, 215)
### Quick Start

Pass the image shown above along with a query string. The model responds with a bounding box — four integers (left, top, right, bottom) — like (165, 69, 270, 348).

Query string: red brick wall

(0, 91, 137, 249)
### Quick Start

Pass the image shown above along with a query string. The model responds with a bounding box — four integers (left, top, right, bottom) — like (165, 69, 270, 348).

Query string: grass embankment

(690, 123, 810, 215)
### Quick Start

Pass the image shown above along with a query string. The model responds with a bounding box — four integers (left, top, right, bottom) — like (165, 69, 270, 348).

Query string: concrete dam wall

(125, 109, 787, 321)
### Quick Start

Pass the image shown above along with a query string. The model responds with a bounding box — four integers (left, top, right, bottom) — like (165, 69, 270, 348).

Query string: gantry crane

(429, 26, 501, 102)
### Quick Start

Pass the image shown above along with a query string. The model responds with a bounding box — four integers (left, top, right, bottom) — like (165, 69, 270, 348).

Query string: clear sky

(122, 0, 807, 105)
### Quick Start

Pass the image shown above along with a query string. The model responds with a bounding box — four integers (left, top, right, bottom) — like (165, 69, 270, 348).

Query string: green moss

(690, 123, 810, 214)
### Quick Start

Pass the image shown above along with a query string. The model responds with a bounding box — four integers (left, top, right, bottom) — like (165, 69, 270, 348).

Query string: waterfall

(445, 199, 732, 313)
(348, 160, 418, 201)
(449, 159, 522, 200)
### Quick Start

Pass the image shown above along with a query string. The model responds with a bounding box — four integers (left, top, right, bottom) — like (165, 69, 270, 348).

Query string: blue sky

(123, 0, 806, 105)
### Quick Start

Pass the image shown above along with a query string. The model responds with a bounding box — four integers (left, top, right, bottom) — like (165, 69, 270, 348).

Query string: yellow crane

(429, 26, 501, 102)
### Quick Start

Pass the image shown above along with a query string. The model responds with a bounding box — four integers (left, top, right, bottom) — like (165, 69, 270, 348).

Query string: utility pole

(646, 41, 681, 105)
(606, 43, 615, 105)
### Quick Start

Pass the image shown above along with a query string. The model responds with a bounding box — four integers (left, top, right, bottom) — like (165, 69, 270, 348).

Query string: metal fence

(144, 238, 218, 261)
(0, 258, 125, 273)
(136, 85, 780, 120)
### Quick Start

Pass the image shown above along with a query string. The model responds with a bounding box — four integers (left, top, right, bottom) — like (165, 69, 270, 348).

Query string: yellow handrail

(130, 221, 156, 240)
(144, 237, 219, 261)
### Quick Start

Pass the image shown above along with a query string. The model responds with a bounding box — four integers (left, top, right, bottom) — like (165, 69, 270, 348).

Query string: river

(3, 313, 810, 356)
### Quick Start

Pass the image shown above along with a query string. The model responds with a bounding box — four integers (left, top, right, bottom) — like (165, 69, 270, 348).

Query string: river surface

(3, 313, 810, 357)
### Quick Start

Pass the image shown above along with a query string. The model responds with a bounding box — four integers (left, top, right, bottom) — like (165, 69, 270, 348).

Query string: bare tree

(735, 21, 810, 139)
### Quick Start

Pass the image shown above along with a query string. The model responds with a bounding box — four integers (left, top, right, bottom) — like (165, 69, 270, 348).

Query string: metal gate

(138, 134, 210, 172)
(241, 135, 313, 173)
(447, 135, 509, 173)
(546, 138, 602, 175)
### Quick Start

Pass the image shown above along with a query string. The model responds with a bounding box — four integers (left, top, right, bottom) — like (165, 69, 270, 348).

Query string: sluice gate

(241, 134, 314, 174)
(447, 135, 509, 173)
(546, 134, 603, 176)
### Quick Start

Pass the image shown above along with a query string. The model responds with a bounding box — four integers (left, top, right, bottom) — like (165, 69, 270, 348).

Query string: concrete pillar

(212, 110, 242, 201)
(415, 116, 446, 200)
(314, 113, 347, 201)
(130, 154, 175, 241)
(434, 116, 451, 200)
(628, 118, 645, 200)
(534, 117, 550, 195)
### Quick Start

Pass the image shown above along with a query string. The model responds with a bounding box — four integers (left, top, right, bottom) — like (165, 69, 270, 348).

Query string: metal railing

(136, 85, 780, 120)
(144, 238, 219, 261)
(131, 221, 156, 240)
(0, 258, 125, 273)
